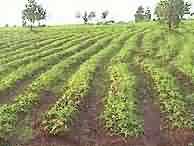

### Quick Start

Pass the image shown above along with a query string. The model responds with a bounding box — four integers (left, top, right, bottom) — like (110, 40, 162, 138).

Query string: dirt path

(131, 31, 166, 146)
(132, 31, 194, 146)
(132, 64, 163, 146)
(65, 47, 120, 146)
(25, 59, 114, 146)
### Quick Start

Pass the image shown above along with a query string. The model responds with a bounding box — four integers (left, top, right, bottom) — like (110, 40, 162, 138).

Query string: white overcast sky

(0, 0, 193, 26)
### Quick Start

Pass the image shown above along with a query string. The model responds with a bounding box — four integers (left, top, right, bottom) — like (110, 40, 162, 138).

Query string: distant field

(0, 22, 194, 146)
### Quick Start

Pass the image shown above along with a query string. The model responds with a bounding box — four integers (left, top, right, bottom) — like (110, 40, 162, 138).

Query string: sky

(0, 0, 193, 26)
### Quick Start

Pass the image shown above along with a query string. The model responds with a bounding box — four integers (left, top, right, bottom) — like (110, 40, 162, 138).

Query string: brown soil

(23, 96, 144, 146)
(31, 90, 59, 131)
(7, 84, 193, 146)
(143, 99, 162, 146)
(131, 28, 162, 144)
(0, 138, 10, 146)
(134, 65, 163, 146)
(161, 129, 194, 146)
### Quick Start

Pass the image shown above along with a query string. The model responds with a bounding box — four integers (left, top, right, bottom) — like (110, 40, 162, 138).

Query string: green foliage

(184, 1, 192, 15)
(103, 63, 143, 137)
(135, 6, 145, 22)
(155, 0, 192, 29)
(22, 0, 47, 29)
(76, 11, 96, 24)
(102, 30, 147, 137)
(101, 10, 109, 20)
(135, 6, 152, 22)
(136, 58, 193, 129)
(42, 32, 129, 135)
(0, 30, 109, 138)
(174, 33, 194, 82)
(145, 7, 152, 21)
(0, 23, 194, 141)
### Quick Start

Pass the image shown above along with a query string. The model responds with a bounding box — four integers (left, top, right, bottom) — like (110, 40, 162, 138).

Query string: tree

(101, 10, 109, 20)
(22, 15, 27, 27)
(155, 0, 191, 30)
(36, 5, 47, 26)
(145, 7, 152, 21)
(76, 11, 88, 24)
(22, 0, 47, 30)
(184, 1, 192, 15)
(88, 11, 96, 20)
(134, 6, 145, 22)
(155, 0, 167, 21)
(76, 11, 96, 24)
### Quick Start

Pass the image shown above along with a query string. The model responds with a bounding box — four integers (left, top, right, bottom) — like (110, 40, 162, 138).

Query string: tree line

(75, 11, 110, 24)
(21, 0, 193, 30)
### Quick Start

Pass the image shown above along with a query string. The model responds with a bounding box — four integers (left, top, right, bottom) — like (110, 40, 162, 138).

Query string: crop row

(155, 31, 183, 65)
(142, 26, 166, 59)
(0, 31, 113, 97)
(0, 34, 77, 64)
(0, 33, 115, 139)
(102, 30, 146, 137)
(0, 31, 107, 80)
(0, 30, 90, 59)
(0, 31, 90, 62)
(0, 27, 104, 49)
(173, 34, 194, 83)
(0, 31, 64, 54)
(0, 26, 111, 54)
(41, 31, 129, 135)
(136, 58, 193, 129)
(103, 63, 143, 137)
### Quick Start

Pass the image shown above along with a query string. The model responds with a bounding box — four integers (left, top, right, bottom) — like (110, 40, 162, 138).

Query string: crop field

(0, 22, 194, 146)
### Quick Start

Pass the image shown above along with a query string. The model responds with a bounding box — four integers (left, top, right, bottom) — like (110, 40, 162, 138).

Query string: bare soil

(134, 64, 162, 146)
(161, 129, 194, 146)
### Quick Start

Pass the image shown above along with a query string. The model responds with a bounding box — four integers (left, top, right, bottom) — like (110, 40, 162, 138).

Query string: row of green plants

(0, 29, 92, 59)
(0, 31, 64, 56)
(0, 32, 41, 49)
(0, 32, 107, 79)
(0, 34, 83, 78)
(0, 32, 113, 96)
(155, 30, 184, 65)
(142, 26, 166, 58)
(111, 31, 140, 63)
(0, 26, 99, 47)
(102, 31, 145, 137)
(0, 26, 122, 51)
(136, 58, 194, 129)
(0, 34, 76, 64)
(0, 27, 108, 54)
(0, 32, 66, 54)
(110, 24, 153, 63)
(173, 33, 194, 83)
(0, 33, 115, 139)
(41, 31, 129, 135)
(103, 63, 143, 137)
